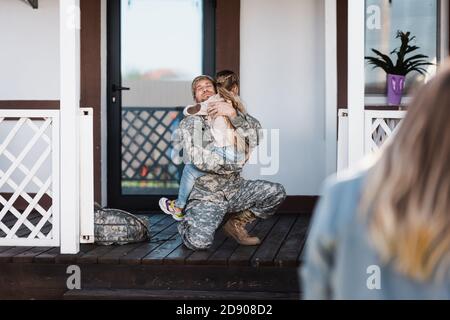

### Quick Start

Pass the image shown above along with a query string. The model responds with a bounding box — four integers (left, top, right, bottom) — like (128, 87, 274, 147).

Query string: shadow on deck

(0, 213, 310, 300)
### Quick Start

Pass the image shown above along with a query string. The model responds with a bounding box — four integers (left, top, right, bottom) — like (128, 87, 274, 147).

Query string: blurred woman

(300, 61, 450, 299)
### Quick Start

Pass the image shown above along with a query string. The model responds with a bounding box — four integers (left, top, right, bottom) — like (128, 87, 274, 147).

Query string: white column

(101, 0, 108, 206)
(60, 0, 80, 254)
(325, 0, 338, 175)
(348, 0, 366, 166)
(441, 0, 449, 59)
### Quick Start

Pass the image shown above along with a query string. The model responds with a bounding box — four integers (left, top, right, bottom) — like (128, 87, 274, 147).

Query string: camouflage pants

(177, 179, 286, 250)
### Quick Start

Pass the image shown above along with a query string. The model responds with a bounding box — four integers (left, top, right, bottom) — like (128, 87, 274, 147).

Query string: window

(364, 0, 445, 102)
(121, 0, 204, 107)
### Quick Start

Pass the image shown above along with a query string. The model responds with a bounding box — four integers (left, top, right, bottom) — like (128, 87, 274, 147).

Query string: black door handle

(112, 84, 130, 92)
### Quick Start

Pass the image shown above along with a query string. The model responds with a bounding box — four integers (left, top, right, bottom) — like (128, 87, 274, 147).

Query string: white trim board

(325, 0, 338, 176)
(347, 0, 366, 166)
(59, 0, 81, 254)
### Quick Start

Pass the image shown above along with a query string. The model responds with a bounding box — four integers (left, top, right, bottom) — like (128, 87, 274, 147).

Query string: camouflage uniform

(173, 112, 286, 250)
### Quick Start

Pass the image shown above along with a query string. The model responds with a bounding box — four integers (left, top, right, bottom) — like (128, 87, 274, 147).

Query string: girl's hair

(215, 70, 246, 115)
(215, 70, 247, 154)
(360, 61, 450, 281)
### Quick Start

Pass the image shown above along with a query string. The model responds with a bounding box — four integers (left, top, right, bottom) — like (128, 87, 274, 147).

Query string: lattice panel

(0, 111, 60, 246)
(365, 111, 406, 154)
(121, 107, 184, 193)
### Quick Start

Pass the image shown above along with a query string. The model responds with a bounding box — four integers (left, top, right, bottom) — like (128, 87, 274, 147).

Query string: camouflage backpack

(94, 203, 151, 245)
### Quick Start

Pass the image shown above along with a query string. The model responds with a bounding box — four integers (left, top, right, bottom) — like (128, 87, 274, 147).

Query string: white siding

(241, 0, 327, 195)
(0, 0, 59, 100)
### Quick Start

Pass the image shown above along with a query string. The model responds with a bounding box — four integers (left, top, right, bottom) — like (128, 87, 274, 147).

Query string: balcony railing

(337, 109, 407, 172)
(364, 110, 407, 154)
(0, 110, 60, 246)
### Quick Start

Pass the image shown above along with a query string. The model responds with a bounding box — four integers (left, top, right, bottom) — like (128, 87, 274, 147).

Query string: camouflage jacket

(173, 111, 262, 201)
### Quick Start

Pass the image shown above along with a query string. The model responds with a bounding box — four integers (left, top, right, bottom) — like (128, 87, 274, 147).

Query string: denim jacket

(300, 169, 450, 300)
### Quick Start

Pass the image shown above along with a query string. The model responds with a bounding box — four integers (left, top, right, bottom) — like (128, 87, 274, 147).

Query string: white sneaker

(158, 197, 185, 221)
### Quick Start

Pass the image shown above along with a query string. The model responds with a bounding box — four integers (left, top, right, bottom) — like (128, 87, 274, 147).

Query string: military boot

(223, 210, 261, 246)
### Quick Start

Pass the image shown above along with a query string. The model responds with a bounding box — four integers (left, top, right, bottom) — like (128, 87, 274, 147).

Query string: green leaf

(371, 49, 394, 69)
(406, 61, 434, 69)
(367, 31, 431, 77)
(403, 54, 429, 65)
(365, 57, 389, 73)
(406, 66, 428, 76)
(406, 46, 420, 54)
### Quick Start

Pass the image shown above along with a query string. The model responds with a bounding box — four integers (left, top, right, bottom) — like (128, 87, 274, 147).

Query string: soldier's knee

(182, 231, 212, 251)
(274, 183, 287, 200)
(184, 239, 211, 251)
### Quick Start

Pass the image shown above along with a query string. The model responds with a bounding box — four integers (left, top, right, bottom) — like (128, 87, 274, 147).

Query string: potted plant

(365, 31, 434, 106)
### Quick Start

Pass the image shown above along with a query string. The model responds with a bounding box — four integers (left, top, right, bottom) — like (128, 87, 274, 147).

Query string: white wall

(0, 0, 59, 193)
(0, 0, 59, 100)
(241, 0, 327, 195)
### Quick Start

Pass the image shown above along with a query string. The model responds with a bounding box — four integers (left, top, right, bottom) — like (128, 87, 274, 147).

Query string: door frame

(106, 0, 216, 212)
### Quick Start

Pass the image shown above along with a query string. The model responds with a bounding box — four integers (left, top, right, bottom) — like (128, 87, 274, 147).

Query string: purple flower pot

(387, 74, 405, 106)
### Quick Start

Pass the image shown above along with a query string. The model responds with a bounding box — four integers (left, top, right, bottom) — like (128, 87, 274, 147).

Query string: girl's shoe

(159, 197, 185, 221)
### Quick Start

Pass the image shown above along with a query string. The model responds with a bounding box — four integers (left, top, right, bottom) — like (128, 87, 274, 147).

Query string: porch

(0, 212, 310, 300)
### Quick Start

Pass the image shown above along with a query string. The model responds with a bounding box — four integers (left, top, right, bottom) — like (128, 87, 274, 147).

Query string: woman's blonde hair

(215, 70, 247, 154)
(360, 61, 450, 281)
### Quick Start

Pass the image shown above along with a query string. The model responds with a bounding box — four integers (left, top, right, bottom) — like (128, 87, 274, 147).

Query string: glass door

(107, 0, 215, 212)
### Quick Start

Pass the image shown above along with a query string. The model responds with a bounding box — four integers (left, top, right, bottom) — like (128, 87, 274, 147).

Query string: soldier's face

(194, 79, 216, 103)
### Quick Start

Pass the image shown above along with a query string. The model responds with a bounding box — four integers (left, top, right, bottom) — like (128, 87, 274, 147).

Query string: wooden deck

(0, 213, 310, 300)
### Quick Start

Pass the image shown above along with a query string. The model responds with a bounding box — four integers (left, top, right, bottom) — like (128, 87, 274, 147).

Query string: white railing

(364, 110, 407, 154)
(0, 110, 60, 246)
(337, 109, 407, 172)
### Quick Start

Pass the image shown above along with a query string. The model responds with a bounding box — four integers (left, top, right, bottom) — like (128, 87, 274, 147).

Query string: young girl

(159, 70, 247, 220)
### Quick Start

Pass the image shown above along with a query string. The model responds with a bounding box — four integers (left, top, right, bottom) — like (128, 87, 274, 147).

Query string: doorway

(107, 0, 216, 211)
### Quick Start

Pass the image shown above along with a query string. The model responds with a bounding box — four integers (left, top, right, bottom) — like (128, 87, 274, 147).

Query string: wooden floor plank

(97, 243, 144, 264)
(141, 236, 183, 265)
(1, 213, 310, 269)
(12, 246, 54, 263)
(148, 215, 173, 233)
(228, 216, 279, 266)
(147, 213, 168, 224)
(250, 215, 297, 267)
(208, 219, 260, 265)
(162, 241, 193, 265)
(0, 246, 34, 263)
(96, 215, 173, 264)
(139, 222, 182, 265)
(163, 218, 246, 265)
(33, 247, 60, 263)
(184, 228, 228, 265)
(274, 215, 310, 267)
(0, 246, 14, 254)
(55, 244, 98, 264)
(63, 288, 300, 300)
(76, 245, 117, 264)
(119, 220, 178, 265)
(75, 216, 170, 264)
(163, 212, 243, 266)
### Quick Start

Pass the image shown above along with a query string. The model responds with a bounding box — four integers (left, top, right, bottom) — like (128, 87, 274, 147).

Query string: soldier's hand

(207, 101, 237, 120)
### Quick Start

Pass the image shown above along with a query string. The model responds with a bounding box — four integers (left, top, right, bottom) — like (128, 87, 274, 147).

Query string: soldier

(174, 74, 286, 250)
